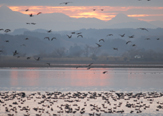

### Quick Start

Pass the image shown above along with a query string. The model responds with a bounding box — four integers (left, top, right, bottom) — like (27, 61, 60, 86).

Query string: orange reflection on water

(69, 68, 111, 87)
(10, 68, 18, 86)
(24, 68, 39, 86)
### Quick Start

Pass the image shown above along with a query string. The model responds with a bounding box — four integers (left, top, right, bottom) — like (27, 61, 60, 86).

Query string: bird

(145, 38, 150, 40)
(47, 30, 52, 33)
(103, 71, 108, 74)
(25, 9, 29, 11)
(27, 57, 30, 59)
(77, 35, 83, 38)
(60, 2, 72, 5)
(99, 39, 105, 42)
(93, 9, 96, 11)
(88, 63, 93, 67)
(107, 34, 113, 36)
(25, 38, 29, 40)
(4, 29, 11, 33)
(138, 28, 148, 31)
(31, 23, 36, 25)
(77, 32, 82, 35)
(119, 34, 125, 37)
(67, 35, 72, 38)
(0, 29, 4, 31)
(5, 40, 9, 42)
(157, 38, 160, 40)
(96, 43, 102, 47)
(113, 48, 118, 51)
(132, 44, 136, 47)
(71, 32, 75, 34)
(35, 57, 40, 61)
(37, 12, 42, 15)
(126, 41, 131, 44)
(26, 23, 30, 25)
(29, 14, 33, 17)
(44, 37, 50, 40)
(46, 63, 50, 66)
(51, 37, 57, 41)
(0, 50, 3, 53)
(13, 50, 18, 56)
(101, 9, 104, 11)
(128, 35, 134, 38)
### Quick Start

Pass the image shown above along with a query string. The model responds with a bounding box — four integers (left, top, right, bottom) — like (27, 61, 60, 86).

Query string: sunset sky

(0, 0, 163, 22)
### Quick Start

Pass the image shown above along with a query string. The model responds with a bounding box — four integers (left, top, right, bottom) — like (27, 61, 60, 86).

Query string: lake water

(0, 67, 163, 92)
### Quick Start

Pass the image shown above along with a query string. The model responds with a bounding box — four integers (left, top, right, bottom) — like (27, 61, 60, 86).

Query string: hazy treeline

(0, 28, 163, 65)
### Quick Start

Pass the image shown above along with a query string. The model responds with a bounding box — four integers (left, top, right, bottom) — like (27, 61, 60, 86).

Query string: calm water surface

(0, 67, 163, 92)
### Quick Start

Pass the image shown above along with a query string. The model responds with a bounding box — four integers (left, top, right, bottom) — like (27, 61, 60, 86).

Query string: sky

(0, 0, 163, 22)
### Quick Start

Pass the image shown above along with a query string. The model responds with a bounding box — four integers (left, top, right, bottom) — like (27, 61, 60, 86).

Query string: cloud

(1, 0, 163, 7)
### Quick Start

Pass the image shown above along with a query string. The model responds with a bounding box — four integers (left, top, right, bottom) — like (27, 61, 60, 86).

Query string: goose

(96, 43, 102, 47)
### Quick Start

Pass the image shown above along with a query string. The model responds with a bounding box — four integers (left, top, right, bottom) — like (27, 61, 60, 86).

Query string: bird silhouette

(107, 34, 113, 36)
(103, 71, 108, 74)
(71, 32, 75, 34)
(25, 38, 29, 40)
(37, 12, 42, 15)
(132, 44, 136, 47)
(4, 29, 11, 33)
(101, 9, 104, 11)
(99, 39, 105, 42)
(47, 30, 52, 33)
(119, 34, 125, 37)
(44, 37, 50, 40)
(77, 35, 83, 38)
(67, 35, 72, 38)
(29, 14, 33, 17)
(31, 23, 36, 25)
(27, 57, 30, 59)
(126, 41, 131, 44)
(35, 57, 40, 61)
(96, 43, 102, 47)
(93, 9, 96, 11)
(13, 50, 18, 56)
(157, 38, 160, 40)
(25, 9, 29, 11)
(46, 63, 50, 66)
(128, 35, 134, 38)
(145, 38, 150, 40)
(51, 37, 57, 41)
(88, 63, 93, 67)
(138, 28, 148, 31)
(60, 2, 72, 5)
(113, 48, 118, 51)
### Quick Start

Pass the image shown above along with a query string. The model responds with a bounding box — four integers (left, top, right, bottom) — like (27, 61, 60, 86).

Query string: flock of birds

(0, 91, 163, 116)
(0, 0, 161, 74)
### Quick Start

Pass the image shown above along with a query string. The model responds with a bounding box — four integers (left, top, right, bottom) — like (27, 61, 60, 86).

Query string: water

(0, 67, 163, 92)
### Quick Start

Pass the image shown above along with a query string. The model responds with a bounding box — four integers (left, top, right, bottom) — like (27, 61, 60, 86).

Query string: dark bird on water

(103, 71, 108, 74)
(96, 43, 102, 47)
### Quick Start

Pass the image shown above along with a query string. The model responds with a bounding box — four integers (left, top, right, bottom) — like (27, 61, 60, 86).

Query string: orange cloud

(9, 6, 163, 21)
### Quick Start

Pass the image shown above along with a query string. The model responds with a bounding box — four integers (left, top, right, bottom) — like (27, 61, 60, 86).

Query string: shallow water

(0, 67, 163, 92)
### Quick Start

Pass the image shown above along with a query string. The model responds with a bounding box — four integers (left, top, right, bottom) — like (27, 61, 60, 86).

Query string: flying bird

(107, 34, 113, 36)
(35, 57, 40, 61)
(27, 57, 31, 59)
(4, 29, 11, 33)
(71, 32, 75, 34)
(51, 37, 57, 41)
(25, 38, 29, 40)
(119, 34, 125, 37)
(96, 43, 102, 47)
(126, 41, 131, 44)
(88, 63, 93, 67)
(132, 44, 136, 47)
(37, 12, 42, 15)
(13, 50, 18, 56)
(60, 2, 72, 5)
(145, 38, 150, 40)
(77, 35, 83, 38)
(67, 35, 72, 38)
(128, 35, 134, 38)
(138, 28, 148, 31)
(157, 38, 160, 40)
(99, 39, 105, 42)
(44, 37, 50, 40)
(46, 63, 50, 66)
(113, 48, 118, 51)
(47, 30, 52, 33)
(31, 23, 36, 25)
(25, 9, 29, 11)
